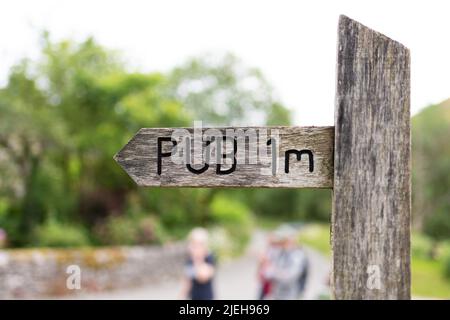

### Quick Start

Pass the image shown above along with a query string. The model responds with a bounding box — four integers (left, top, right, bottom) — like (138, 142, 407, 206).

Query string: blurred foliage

(166, 53, 289, 126)
(0, 35, 188, 246)
(32, 220, 89, 247)
(252, 189, 331, 221)
(411, 233, 434, 260)
(298, 223, 331, 256)
(0, 35, 332, 248)
(209, 194, 253, 255)
(1, 34, 448, 252)
(443, 244, 450, 279)
(412, 99, 450, 241)
(94, 214, 167, 246)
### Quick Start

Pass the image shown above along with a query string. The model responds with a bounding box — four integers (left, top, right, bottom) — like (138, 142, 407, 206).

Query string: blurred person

(262, 225, 309, 300)
(257, 233, 277, 299)
(179, 227, 216, 300)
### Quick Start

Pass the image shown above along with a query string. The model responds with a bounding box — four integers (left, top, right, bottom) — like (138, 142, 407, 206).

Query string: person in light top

(261, 225, 309, 300)
(180, 228, 216, 300)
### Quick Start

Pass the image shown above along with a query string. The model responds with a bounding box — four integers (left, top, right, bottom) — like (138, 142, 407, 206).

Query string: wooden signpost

(114, 126, 334, 188)
(114, 15, 411, 300)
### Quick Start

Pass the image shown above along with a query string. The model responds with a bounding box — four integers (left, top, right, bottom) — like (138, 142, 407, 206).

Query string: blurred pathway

(70, 230, 330, 300)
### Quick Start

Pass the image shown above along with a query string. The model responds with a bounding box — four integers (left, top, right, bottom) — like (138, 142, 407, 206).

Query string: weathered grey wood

(114, 126, 334, 188)
(332, 15, 411, 299)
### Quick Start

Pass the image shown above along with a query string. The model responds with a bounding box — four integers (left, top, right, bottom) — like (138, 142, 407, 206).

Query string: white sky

(1, 0, 449, 125)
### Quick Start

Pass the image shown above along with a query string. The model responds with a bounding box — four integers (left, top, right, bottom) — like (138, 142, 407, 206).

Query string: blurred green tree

(166, 53, 290, 126)
(412, 98, 450, 241)
(0, 35, 331, 247)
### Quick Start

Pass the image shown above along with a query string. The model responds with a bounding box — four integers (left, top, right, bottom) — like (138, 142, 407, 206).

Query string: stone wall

(0, 243, 186, 299)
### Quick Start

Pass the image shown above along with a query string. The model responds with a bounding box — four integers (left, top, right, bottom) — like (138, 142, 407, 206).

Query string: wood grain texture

(332, 15, 411, 299)
(114, 126, 334, 188)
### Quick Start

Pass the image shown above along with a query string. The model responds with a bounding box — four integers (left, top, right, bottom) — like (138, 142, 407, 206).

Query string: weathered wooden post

(114, 15, 411, 300)
(332, 15, 411, 299)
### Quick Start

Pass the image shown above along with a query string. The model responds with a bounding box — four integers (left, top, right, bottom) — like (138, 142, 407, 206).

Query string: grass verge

(298, 223, 450, 299)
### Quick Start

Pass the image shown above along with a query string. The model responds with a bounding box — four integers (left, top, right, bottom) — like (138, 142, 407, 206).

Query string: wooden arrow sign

(114, 126, 334, 188)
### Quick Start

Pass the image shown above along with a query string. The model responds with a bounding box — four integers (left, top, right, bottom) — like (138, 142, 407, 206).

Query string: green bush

(424, 211, 450, 242)
(33, 220, 90, 247)
(251, 189, 331, 222)
(210, 195, 251, 225)
(412, 101, 450, 243)
(411, 233, 434, 259)
(96, 214, 167, 246)
(160, 206, 189, 228)
(209, 194, 253, 256)
(439, 242, 450, 279)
